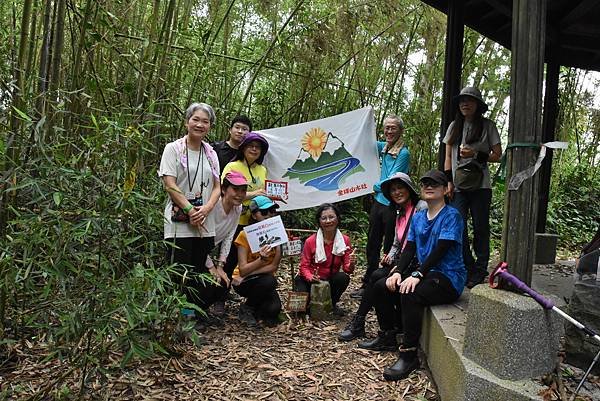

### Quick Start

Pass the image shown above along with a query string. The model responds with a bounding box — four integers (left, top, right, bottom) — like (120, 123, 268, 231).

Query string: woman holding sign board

(294, 203, 356, 315)
(232, 196, 282, 326)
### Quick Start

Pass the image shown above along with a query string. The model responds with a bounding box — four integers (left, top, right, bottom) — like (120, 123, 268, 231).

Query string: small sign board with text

(265, 180, 289, 202)
(282, 239, 302, 256)
(243, 215, 289, 253)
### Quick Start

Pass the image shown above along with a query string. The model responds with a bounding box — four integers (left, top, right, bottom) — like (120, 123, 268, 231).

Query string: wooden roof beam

(560, 36, 600, 53)
(560, 0, 598, 28)
(554, 52, 600, 71)
(562, 24, 600, 38)
(480, 0, 511, 17)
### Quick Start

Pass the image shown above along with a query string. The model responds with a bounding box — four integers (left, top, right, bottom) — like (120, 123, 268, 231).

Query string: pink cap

(223, 171, 248, 186)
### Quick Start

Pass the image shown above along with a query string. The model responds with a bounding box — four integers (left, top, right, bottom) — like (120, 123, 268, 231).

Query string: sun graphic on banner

(301, 127, 328, 159)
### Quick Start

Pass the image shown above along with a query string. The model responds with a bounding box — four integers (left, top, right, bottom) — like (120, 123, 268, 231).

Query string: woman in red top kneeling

(293, 203, 356, 314)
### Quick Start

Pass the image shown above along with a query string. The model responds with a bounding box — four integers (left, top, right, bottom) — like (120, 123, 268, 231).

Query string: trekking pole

(489, 262, 600, 401)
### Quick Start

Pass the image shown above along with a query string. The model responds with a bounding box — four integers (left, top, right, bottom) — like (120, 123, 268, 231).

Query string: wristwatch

(411, 271, 424, 279)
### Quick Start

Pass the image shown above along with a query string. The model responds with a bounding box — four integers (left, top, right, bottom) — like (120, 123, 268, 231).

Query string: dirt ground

(3, 260, 599, 400)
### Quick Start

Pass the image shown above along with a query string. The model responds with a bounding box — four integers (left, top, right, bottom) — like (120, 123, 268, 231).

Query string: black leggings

(234, 273, 281, 320)
(166, 236, 225, 309)
(356, 266, 392, 316)
(373, 271, 459, 347)
(293, 271, 350, 307)
(364, 202, 396, 283)
(223, 225, 244, 278)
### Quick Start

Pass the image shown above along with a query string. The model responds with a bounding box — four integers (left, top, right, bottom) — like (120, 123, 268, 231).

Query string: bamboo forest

(1, 0, 599, 399)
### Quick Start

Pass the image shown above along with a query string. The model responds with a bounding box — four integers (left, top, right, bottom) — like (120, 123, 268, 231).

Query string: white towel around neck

(315, 228, 348, 264)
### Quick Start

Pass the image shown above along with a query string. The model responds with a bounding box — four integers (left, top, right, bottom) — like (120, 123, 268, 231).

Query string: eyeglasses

(259, 207, 277, 216)
(319, 215, 337, 222)
(420, 181, 443, 189)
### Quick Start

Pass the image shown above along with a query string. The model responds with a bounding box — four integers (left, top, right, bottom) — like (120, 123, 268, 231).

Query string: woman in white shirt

(158, 102, 221, 311)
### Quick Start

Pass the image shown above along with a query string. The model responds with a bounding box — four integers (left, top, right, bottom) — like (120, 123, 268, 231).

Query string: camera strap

(185, 139, 203, 198)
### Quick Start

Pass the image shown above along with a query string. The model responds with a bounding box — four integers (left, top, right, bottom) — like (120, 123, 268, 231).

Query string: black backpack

(577, 225, 600, 276)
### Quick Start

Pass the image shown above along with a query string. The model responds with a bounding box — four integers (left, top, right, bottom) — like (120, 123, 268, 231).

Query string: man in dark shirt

(212, 115, 253, 173)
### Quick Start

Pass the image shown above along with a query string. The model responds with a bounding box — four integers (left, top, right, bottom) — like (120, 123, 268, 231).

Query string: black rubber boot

(357, 330, 398, 351)
(338, 314, 366, 341)
(383, 347, 419, 381)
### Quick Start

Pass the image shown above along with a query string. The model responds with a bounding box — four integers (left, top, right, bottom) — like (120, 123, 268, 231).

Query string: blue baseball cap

(249, 195, 279, 213)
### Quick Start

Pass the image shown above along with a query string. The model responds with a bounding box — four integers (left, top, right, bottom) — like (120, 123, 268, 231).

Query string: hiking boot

(227, 291, 242, 303)
(338, 314, 366, 341)
(211, 301, 226, 317)
(195, 313, 221, 329)
(358, 330, 398, 352)
(332, 305, 347, 317)
(466, 269, 488, 289)
(383, 346, 419, 381)
(238, 303, 257, 326)
(262, 316, 282, 327)
(350, 287, 365, 299)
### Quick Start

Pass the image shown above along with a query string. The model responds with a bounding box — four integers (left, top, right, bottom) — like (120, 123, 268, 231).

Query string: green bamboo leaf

(121, 347, 134, 367)
(124, 235, 143, 246)
(90, 114, 99, 131)
(12, 106, 32, 122)
(53, 192, 62, 206)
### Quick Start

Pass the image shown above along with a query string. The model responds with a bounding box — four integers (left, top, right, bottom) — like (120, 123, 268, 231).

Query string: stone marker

(534, 233, 559, 265)
(463, 285, 562, 380)
(310, 280, 332, 320)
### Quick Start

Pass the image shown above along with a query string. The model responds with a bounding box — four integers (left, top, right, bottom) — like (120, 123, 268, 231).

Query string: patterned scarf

(381, 137, 404, 158)
(173, 135, 220, 180)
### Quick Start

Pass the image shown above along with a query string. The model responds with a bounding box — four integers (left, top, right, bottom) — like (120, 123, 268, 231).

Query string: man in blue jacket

(353, 114, 410, 298)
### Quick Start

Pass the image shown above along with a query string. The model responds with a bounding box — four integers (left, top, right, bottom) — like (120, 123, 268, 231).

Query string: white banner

(259, 107, 380, 211)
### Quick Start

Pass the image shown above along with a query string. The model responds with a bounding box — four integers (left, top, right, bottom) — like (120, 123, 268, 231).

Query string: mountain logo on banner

(283, 127, 364, 191)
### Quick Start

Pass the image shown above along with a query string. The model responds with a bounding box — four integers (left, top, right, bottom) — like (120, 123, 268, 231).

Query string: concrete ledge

(421, 290, 548, 401)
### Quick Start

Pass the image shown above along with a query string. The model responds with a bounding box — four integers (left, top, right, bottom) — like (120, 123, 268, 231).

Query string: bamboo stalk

(238, 0, 306, 110)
